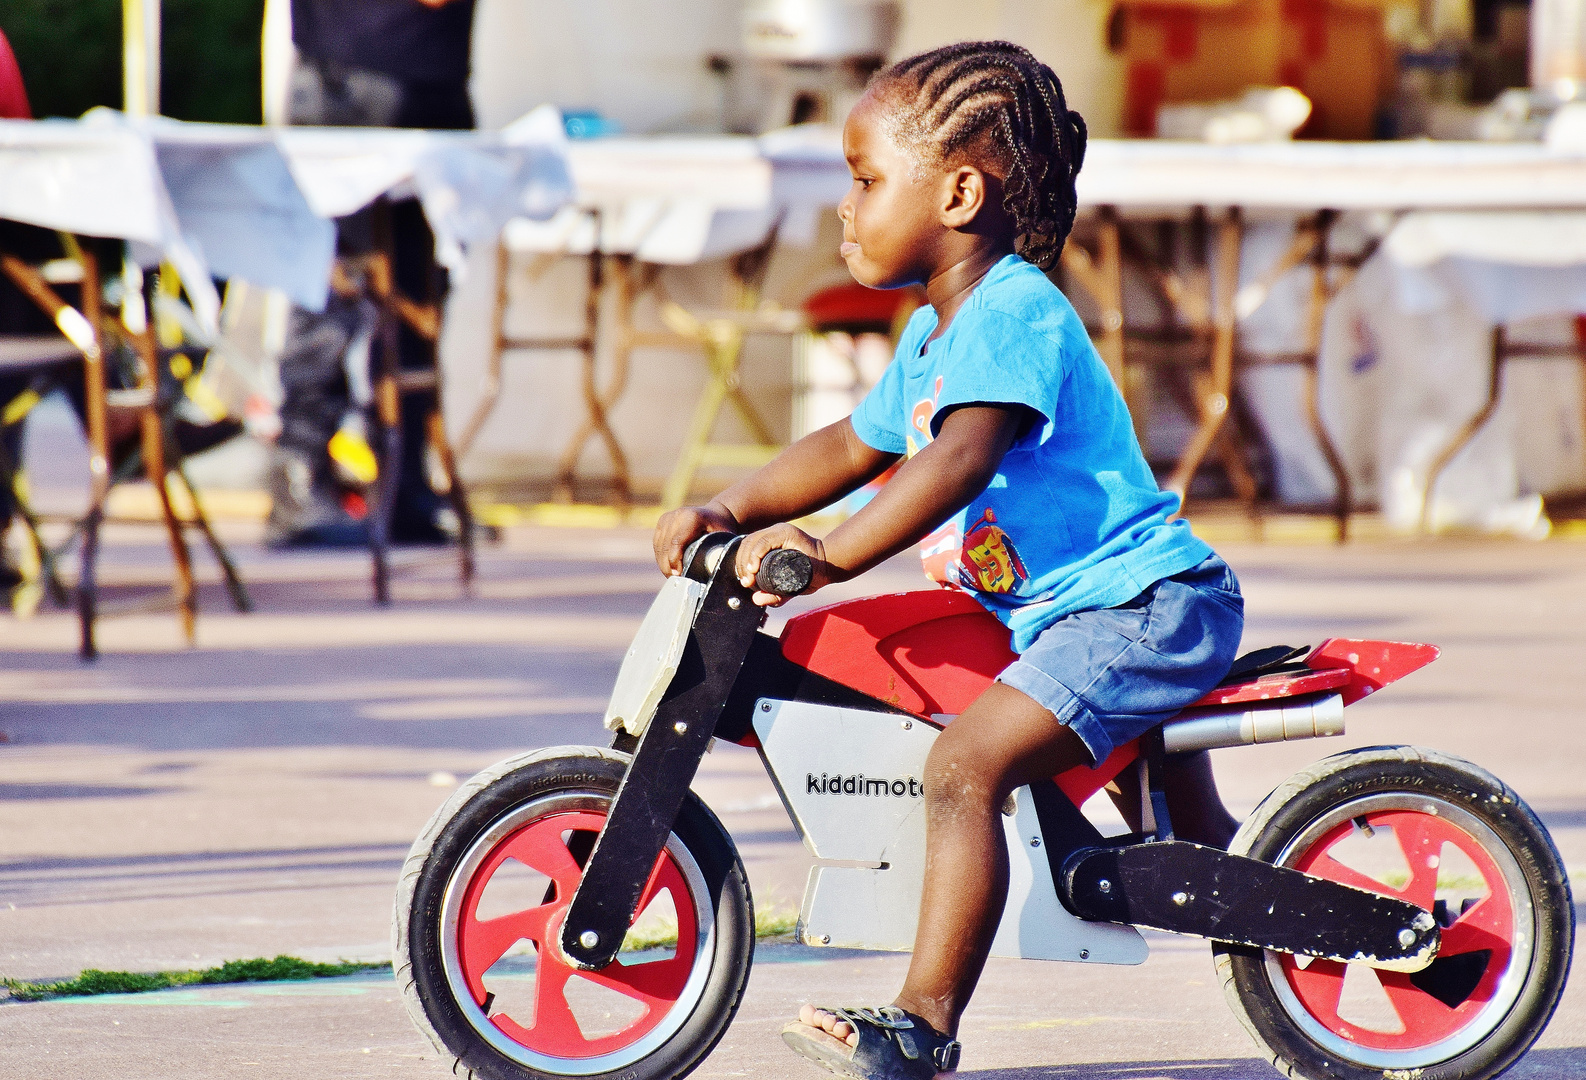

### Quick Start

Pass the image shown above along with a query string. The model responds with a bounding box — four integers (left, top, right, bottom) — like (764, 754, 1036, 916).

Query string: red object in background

(0, 29, 32, 120)
(1282, 0, 1330, 61)
(1124, 62, 1166, 136)
(1157, 7, 1200, 60)
(802, 282, 920, 333)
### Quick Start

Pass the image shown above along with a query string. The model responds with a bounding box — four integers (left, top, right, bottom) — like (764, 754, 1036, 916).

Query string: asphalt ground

(0, 518, 1581, 1079)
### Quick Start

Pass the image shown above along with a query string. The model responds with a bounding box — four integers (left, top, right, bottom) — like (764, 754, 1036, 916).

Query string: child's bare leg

(803, 683, 1089, 1044)
(1103, 749, 1241, 849)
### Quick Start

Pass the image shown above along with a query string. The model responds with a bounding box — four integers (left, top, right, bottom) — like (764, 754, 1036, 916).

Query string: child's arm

(737, 402, 1029, 604)
(653, 418, 898, 576)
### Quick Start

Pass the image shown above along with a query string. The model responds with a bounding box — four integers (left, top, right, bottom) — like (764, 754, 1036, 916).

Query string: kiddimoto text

(806, 773, 923, 798)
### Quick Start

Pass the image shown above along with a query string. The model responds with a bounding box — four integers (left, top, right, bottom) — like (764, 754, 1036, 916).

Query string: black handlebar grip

(755, 548, 813, 597)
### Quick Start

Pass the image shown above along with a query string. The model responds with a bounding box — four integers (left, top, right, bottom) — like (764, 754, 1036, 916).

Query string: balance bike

(394, 533, 1573, 1080)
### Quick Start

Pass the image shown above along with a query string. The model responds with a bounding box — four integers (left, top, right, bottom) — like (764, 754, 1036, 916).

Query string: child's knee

(922, 729, 1004, 813)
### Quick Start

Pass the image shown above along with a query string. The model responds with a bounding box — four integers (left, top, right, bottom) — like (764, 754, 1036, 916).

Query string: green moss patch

(6, 909, 809, 1002)
(619, 903, 799, 952)
(2, 956, 389, 1002)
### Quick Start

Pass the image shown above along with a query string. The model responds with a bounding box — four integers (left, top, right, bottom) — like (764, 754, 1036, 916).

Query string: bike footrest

(1060, 841, 1439, 971)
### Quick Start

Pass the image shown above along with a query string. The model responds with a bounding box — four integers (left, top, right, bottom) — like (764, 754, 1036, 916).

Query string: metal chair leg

(77, 503, 101, 660)
(1292, 210, 1352, 543)
(1167, 208, 1244, 509)
(427, 411, 475, 586)
(1420, 326, 1506, 534)
(173, 463, 252, 613)
(454, 239, 512, 462)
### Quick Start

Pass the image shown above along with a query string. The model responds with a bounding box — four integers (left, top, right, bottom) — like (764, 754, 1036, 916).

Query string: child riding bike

(654, 41, 1246, 1080)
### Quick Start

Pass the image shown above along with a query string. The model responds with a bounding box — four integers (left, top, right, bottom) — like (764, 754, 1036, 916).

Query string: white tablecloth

(737, 127, 1586, 211)
(504, 131, 839, 265)
(1233, 208, 1586, 535)
(501, 127, 1586, 271)
(0, 107, 573, 324)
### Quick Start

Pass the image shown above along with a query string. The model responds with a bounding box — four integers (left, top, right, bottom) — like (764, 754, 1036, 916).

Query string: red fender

(777, 590, 1137, 806)
(1305, 638, 1441, 706)
(774, 598, 1442, 806)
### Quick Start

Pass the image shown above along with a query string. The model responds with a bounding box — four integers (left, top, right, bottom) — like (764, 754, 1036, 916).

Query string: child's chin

(844, 259, 899, 291)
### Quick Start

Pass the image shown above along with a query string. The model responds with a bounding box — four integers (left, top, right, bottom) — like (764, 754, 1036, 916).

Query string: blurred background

(3, 0, 1583, 551)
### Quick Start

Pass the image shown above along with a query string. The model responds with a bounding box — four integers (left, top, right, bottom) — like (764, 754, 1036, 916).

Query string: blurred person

(268, 0, 476, 546)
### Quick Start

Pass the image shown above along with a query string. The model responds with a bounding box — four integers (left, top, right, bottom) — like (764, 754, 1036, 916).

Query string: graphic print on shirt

(919, 520, 962, 584)
(904, 376, 944, 459)
(906, 375, 960, 582)
(954, 507, 1029, 594)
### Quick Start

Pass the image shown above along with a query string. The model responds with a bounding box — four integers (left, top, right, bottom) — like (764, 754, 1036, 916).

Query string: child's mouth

(839, 242, 860, 258)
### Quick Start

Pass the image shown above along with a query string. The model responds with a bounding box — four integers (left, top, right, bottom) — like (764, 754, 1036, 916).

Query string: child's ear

(938, 165, 988, 229)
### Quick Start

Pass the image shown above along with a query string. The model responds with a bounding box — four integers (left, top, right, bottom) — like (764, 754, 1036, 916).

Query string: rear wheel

(395, 747, 754, 1080)
(1215, 746, 1573, 1080)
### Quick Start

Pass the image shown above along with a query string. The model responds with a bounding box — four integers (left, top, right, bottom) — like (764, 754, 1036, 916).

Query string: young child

(653, 41, 1245, 1080)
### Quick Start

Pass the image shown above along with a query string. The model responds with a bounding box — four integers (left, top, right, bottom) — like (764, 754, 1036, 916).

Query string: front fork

(559, 534, 765, 969)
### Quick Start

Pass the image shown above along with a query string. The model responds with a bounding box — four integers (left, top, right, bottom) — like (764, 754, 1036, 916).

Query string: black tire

(393, 746, 754, 1080)
(1214, 745, 1573, 1080)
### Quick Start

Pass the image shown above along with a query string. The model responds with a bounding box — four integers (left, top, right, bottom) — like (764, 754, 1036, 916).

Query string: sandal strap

(822, 1006, 962, 1076)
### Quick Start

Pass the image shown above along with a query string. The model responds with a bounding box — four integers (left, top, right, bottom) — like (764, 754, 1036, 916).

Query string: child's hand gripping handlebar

(755, 547, 814, 597)
(679, 532, 814, 599)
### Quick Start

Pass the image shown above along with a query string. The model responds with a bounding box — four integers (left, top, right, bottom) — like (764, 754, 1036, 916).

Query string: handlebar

(681, 533, 812, 598)
(755, 547, 813, 598)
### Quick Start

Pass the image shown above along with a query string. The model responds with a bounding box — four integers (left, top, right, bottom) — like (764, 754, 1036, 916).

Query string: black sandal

(781, 1005, 962, 1080)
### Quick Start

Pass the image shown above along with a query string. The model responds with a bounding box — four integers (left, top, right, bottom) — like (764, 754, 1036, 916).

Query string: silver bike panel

(754, 698, 1147, 965)
(603, 576, 705, 736)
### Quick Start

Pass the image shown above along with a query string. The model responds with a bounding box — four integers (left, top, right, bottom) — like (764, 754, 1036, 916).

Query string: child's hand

(737, 524, 835, 607)
(654, 504, 740, 577)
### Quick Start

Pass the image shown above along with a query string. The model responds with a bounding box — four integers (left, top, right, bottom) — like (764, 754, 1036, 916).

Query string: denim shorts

(997, 554, 1245, 765)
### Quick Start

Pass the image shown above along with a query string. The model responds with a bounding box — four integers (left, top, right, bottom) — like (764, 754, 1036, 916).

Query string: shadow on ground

(963, 1046, 1586, 1078)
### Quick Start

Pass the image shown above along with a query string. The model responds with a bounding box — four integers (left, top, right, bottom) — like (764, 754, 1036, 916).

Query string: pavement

(0, 510, 1582, 1080)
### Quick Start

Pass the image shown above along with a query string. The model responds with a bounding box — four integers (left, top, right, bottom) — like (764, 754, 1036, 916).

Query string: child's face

(837, 93, 947, 290)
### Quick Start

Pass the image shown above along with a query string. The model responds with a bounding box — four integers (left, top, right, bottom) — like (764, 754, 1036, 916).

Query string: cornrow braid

(873, 41, 1087, 270)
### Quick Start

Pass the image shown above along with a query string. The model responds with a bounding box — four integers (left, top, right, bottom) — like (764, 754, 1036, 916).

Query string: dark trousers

(275, 61, 473, 541)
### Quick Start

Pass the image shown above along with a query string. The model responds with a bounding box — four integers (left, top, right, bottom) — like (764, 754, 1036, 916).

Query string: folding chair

(1420, 316, 1586, 533)
(331, 198, 474, 605)
(657, 224, 806, 512)
(0, 235, 251, 657)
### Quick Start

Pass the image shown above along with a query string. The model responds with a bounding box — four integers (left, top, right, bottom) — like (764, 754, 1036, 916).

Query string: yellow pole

(123, 0, 161, 117)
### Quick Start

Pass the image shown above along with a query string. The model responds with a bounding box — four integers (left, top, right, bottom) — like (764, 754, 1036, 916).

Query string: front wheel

(1215, 746, 1573, 1080)
(394, 747, 754, 1080)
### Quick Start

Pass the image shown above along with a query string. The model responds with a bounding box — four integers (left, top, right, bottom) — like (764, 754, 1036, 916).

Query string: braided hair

(872, 41, 1087, 271)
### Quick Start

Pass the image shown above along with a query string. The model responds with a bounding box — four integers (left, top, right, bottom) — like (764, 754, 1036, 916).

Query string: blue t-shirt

(849, 254, 1211, 653)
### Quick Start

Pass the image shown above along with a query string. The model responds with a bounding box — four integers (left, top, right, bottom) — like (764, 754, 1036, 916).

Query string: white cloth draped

(0, 106, 574, 325)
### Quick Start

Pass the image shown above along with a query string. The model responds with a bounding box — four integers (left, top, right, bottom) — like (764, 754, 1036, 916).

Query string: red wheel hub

(1279, 808, 1515, 1052)
(454, 810, 700, 1059)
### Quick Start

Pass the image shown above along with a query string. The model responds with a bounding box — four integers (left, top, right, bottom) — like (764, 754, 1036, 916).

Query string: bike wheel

(1214, 746, 1573, 1080)
(394, 747, 754, 1080)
